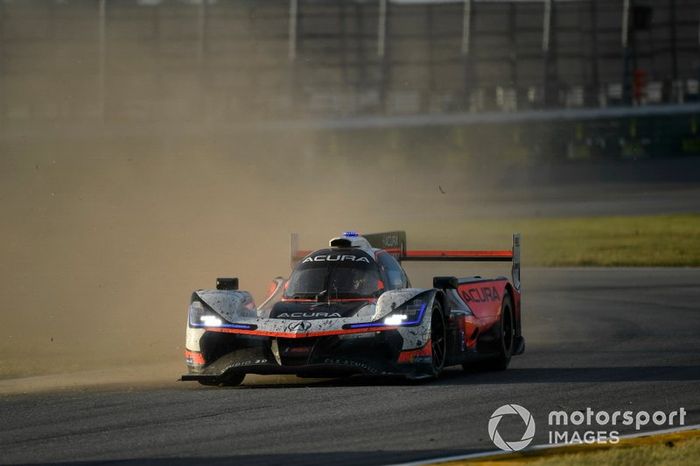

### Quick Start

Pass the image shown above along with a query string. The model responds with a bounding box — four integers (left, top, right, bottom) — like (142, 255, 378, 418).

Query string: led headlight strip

(344, 302, 427, 329)
(188, 301, 256, 330)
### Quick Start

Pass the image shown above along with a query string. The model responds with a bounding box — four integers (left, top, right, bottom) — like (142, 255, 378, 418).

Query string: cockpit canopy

(284, 248, 383, 299)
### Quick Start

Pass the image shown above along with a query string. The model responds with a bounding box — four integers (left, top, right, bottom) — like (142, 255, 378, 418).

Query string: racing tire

(486, 294, 514, 371)
(462, 294, 514, 372)
(221, 372, 246, 387)
(197, 379, 219, 387)
(430, 301, 447, 377)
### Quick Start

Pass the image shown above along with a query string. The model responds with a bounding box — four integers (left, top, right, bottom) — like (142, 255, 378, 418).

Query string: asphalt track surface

(2, 268, 699, 466)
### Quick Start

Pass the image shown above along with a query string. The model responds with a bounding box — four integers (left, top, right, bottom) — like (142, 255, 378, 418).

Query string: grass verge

(407, 214, 700, 267)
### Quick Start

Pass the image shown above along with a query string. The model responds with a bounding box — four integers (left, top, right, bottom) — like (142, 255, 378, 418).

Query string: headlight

(382, 298, 427, 326)
(344, 295, 429, 330)
(189, 300, 224, 327)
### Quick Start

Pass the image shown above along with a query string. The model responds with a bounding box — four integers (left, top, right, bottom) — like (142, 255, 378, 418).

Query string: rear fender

(457, 279, 509, 319)
(504, 282, 522, 337)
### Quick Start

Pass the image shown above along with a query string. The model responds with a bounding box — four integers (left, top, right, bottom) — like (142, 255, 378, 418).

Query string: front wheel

(198, 372, 245, 387)
(221, 372, 246, 386)
(430, 301, 447, 377)
(197, 379, 220, 387)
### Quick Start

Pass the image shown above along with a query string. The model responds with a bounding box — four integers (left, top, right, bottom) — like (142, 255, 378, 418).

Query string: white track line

(387, 423, 700, 466)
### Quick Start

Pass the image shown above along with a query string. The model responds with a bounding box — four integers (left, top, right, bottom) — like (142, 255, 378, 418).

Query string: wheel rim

(431, 306, 446, 372)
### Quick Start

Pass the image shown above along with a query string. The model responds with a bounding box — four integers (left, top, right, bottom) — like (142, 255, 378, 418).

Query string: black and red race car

(181, 231, 524, 386)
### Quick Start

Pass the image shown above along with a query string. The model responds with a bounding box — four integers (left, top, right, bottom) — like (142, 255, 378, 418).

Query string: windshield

(284, 250, 382, 299)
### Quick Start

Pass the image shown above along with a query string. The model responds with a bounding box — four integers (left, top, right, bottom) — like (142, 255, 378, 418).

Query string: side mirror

(216, 277, 239, 290)
(433, 276, 458, 290)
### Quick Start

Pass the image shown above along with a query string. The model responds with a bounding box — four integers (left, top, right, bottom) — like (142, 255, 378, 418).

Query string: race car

(181, 231, 524, 386)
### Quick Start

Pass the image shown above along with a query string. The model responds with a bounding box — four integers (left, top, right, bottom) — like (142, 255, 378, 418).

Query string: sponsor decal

(227, 358, 270, 367)
(277, 312, 342, 319)
(381, 234, 400, 248)
(463, 286, 500, 303)
(303, 254, 370, 263)
(286, 321, 312, 332)
(283, 345, 312, 355)
(184, 350, 205, 365)
(323, 358, 381, 374)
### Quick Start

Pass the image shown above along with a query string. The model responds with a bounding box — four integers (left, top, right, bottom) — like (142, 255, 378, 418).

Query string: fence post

(98, 0, 106, 121)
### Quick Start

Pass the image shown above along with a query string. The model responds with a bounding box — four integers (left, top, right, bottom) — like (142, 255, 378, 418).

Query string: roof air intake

(330, 238, 353, 248)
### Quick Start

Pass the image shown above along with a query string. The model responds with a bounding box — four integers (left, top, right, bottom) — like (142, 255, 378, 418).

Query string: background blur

(1, 0, 699, 379)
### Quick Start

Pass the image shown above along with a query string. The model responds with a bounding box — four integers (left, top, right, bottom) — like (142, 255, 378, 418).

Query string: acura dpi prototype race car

(182, 231, 524, 386)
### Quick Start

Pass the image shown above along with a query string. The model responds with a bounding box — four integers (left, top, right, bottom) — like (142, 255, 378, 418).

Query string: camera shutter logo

(488, 404, 536, 451)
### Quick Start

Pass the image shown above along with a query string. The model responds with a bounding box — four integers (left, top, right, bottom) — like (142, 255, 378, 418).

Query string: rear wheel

(487, 294, 514, 370)
(430, 301, 447, 377)
(462, 294, 514, 372)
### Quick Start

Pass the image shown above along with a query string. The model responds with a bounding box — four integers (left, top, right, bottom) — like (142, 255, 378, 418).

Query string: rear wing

(290, 231, 521, 291)
(399, 233, 521, 291)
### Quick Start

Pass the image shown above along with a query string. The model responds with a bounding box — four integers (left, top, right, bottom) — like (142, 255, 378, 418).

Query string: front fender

(372, 288, 436, 322)
(381, 289, 439, 351)
(194, 289, 256, 322)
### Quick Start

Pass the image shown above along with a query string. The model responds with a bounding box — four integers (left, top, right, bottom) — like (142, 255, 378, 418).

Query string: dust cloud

(0, 3, 516, 384)
(0, 121, 510, 384)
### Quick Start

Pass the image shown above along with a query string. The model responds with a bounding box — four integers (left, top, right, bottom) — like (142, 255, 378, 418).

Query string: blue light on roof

(343, 231, 360, 237)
